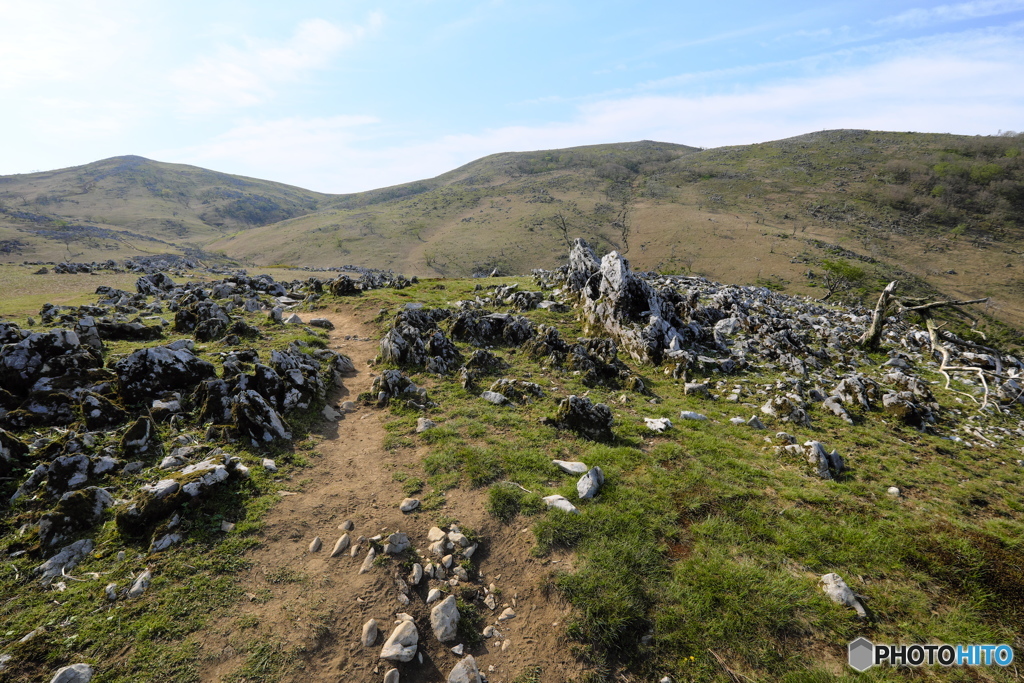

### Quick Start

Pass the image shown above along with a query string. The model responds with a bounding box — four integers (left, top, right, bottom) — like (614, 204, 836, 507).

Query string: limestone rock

(431, 595, 460, 642)
(545, 395, 613, 441)
(416, 417, 436, 433)
(361, 618, 378, 647)
(49, 663, 94, 683)
(34, 539, 93, 585)
(542, 494, 580, 514)
(576, 466, 605, 499)
(127, 569, 152, 598)
(380, 619, 418, 662)
(331, 534, 351, 557)
(552, 459, 589, 474)
(400, 498, 420, 513)
(644, 417, 672, 432)
(820, 573, 867, 618)
(447, 655, 482, 683)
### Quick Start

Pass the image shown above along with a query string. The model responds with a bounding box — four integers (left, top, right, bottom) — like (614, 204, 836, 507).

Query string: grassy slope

(2, 132, 1022, 327)
(211, 131, 1024, 328)
(0, 273, 1021, 682)
(352, 277, 1024, 682)
(0, 156, 328, 262)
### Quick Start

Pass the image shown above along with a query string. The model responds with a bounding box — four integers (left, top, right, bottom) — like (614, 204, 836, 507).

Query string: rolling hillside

(2, 132, 1023, 330)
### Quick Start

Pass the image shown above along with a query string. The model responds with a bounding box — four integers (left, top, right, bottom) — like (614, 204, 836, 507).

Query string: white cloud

(876, 0, 1024, 29)
(162, 29, 1024, 194)
(170, 14, 383, 113)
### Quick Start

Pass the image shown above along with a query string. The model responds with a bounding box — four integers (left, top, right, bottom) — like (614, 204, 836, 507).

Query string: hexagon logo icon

(848, 637, 875, 671)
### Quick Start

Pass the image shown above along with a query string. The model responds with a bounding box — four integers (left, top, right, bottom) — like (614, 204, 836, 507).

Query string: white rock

(551, 459, 589, 474)
(451, 644, 464, 655)
(104, 583, 118, 601)
(427, 526, 447, 542)
(430, 595, 460, 642)
(644, 417, 673, 432)
(448, 531, 470, 547)
(331, 534, 351, 557)
(220, 520, 235, 532)
(447, 655, 482, 683)
(309, 537, 322, 553)
(542, 494, 580, 514)
(819, 573, 867, 618)
(480, 391, 507, 405)
(127, 570, 151, 599)
(409, 563, 424, 585)
(416, 417, 436, 433)
(400, 498, 420, 513)
(49, 663, 94, 683)
(322, 405, 342, 420)
(887, 486, 901, 497)
(359, 547, 377, 574)
(384, 668, 399, 683)
(679, 411, 708, 421)
(361, 618, 378, 647)
(284, 313, 303, 324)
(729, 416, 746, 426)
(385, 532, 410, 554)
(498, 607, 516, 621)
(380, 619, 419, 662)
(576, 466, 604, 499)
(426, 588, 444, 604)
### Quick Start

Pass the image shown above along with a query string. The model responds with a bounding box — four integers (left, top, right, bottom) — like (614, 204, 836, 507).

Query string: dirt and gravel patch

(196, 304, 582, 682)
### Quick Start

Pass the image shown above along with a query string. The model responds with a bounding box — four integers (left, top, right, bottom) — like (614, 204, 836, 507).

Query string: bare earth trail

(197, 302, 582, 683)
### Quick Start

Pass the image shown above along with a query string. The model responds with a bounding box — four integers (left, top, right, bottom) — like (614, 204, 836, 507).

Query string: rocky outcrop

(545, 395, 614, 441)
(114, 342, 217, 402)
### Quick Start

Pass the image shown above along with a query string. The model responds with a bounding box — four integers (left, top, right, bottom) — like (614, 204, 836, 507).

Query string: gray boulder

(380, 619, 419, 662)
(49, 663, 94, 683)
(431, 595, 460, 642)
(447, 655, 482, 683)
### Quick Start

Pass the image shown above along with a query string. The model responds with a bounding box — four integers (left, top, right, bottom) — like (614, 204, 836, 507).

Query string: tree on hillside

(819, 258, 866, 301)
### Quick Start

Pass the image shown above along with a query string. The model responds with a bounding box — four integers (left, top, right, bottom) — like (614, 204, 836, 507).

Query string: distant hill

(2, 132, 1023, 330)
(0, 155, 327, 263)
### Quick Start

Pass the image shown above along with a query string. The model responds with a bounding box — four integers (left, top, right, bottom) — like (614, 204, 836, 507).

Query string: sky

(1, 0, 1023, 193)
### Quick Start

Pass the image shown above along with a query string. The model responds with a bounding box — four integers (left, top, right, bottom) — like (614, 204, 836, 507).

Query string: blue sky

(2, 0, 1023, 192)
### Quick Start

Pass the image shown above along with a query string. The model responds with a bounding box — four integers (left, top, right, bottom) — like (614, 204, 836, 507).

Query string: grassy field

(0, 269, 1022, 681)
(351, 276, 1024, 682)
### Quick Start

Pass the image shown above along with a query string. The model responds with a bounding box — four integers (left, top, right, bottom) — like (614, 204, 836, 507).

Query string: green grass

(345, 276, 1024, 682)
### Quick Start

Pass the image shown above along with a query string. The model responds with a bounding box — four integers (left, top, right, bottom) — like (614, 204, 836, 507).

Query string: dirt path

(197, 303, 582, 683)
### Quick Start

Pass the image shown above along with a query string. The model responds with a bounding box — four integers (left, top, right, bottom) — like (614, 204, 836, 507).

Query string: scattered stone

(309, 318, 334, 330)
(331, 534, 351, 557)
(431, 595, 460, 642)
(451, 644, 464, 656)
(679, 411, 708, 421)
(105, 583, 118, 601)
(542, 494, 580, 514)
(384, 669, 399, 683)
(400, 498, 420, 513)
(427, 588, 443, 604)
(746, 415, 766, 429)
(576, 466, 605, 499)
(49, 663, 94, 683)
(498, 607, 516, 621)
(359, 547, 377, 574)
(385, 532, 410, 554)
(361, 618, 379, 647)
(127, 569, 152, 598)
(552, 459, 589, 474)
(409, 563, 423, 585)
(380, 619, 419, 662)
(480, 390, 507, 405)
(416, 417, 436, 433)
(887, 486, 901, 497)
(262, 458, 277, 472)
(820, 573, 867, 618)
(309, 537, 322, 553)
(644, 417, 672, 432)
(447, 655, 482, 683)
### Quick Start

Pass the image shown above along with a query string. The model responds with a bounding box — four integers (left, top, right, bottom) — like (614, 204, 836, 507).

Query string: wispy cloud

(164, 29, 1024, 193)
(875, 0, 1024, 29)
(170, 14, 383, 113)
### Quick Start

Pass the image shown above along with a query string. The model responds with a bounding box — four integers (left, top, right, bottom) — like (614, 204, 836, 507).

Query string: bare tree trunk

(858, 280, 899, 350)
